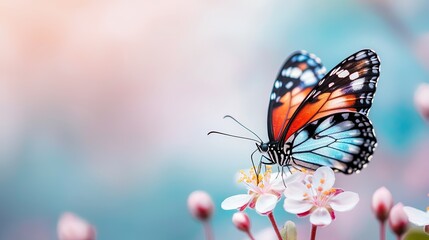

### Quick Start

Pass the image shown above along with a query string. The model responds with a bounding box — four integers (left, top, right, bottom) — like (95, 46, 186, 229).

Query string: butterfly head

(256, 142, 269, 153)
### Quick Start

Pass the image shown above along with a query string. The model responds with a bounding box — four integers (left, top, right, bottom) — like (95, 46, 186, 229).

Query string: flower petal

(284, 198, 313, 214)
(330, 191, 359, 212)
(284, 182, 310, 200)
(221, 194, 252, 210)
(313, 167, 335, 191)
(255, 194, 278, 214)
(403, 206, 429, 226)
(284, 171, 305, 185)
(269, 173, 287, 193)
(310, 207, 332, 226)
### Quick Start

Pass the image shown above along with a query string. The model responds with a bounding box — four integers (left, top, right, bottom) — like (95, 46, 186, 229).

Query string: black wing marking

(288, 112, 377, 174)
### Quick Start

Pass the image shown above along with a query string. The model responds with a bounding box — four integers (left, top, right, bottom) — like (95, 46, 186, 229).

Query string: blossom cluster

(221, 166, 359, 227)
(372, 187, 429, 239)
(188, 166, 429, 240)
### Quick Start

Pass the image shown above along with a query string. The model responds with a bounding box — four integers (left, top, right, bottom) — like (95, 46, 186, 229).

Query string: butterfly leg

(250, 149, 261, 177)
(261, 155, 274, 165)
(281, 166, 287, 187)
(275, 165, 281, 179)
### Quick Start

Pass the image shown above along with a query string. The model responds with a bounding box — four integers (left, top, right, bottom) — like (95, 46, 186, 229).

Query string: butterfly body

(257, 141, 290, 166)
(260, 49, 379, 174)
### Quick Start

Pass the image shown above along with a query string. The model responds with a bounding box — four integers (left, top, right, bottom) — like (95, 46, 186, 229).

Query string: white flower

(283, 166, 359, 226)
(221, 166, 302, 215)
(404, 194, 429, 227)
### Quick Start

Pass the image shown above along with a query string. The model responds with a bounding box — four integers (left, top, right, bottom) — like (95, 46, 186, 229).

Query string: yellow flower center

(238, 166, 272, 187)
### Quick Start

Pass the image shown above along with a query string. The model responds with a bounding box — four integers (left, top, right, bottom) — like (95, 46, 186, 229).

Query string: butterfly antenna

(207, 131, 260, 143)
(223, 115, 263, 142)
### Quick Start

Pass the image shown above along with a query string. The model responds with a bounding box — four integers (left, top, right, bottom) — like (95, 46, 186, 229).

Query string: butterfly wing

(283, 49, 380, 141)
(268, 51, 326, 142)
(288, 112, 377, 174)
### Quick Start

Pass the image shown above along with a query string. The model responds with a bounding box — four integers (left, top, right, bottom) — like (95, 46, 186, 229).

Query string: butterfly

(211, 49, 379, 174)
(256, 49, 379, 174)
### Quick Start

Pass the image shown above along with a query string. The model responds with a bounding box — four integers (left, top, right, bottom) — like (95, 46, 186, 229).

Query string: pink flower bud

(232, 212, 251, 232)
(389, 203, 409, 237)
(187, 191, 214, 221)
(372, 187, 393, 222)
(414, 83, 429, 122)
(57, 212, 96, 240)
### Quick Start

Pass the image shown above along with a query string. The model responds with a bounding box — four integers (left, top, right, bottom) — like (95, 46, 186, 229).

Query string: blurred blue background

(0, 0, 428, 239)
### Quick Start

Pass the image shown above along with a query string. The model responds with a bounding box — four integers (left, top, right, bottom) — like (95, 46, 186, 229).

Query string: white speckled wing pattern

(282, 49, 380, 141)
(267, 51, 326, 142)
(288, 112, 377, 174)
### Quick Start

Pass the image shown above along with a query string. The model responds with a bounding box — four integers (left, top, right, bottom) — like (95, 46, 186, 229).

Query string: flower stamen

(222, 166, 289, 215)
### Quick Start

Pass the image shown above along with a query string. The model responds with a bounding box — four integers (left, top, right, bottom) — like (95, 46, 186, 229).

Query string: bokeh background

(0, 0, 428, 239)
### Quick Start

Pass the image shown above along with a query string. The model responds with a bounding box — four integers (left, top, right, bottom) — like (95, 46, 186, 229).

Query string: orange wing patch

(271, 87, 312, 140)
(285, 92, 356, 139)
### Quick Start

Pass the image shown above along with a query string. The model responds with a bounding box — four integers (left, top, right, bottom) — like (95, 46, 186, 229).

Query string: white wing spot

(352, 78, 365, 90)
(330, 67, 340, 76)
(274, 80, 282, 89)
(337, 70, 350, 78)
(282, 67, 292, 77)
(270, 92, 276, 100)
(355, 51, 367, 60)
(301, 70, 317, 85)
(290, 67, 302, 78)
(328, 82, 334, 88)
(350, 72, 359, 80)
(285, 81, 293, 89)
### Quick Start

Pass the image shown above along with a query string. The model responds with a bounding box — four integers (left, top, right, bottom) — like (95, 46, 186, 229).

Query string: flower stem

(310, 224, 317, 240)
(203, 221, 214, 240)
(379, 221, 385, 240)
(267, 212, 282, 240)
(245, 230, 256, 240)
